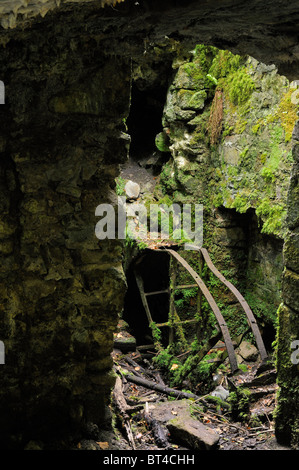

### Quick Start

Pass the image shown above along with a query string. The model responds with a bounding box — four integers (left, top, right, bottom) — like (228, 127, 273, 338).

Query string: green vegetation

(155, 132, 170, 152)
(266, 88, 298, 142)
(260, 166, 275, 183)
(226, 68, 256, 106)
(115, 176, 126, 196)
(208, 49, 241, 81)
(152, 340, 217, 391)
(147, 44, 297, 388)
(256, 198, 286, 236)
(228, 387, 252, 421)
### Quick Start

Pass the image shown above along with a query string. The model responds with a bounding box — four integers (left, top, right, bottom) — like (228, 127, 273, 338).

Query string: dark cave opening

(126, 82, 170, 165)
(122, 203, 281, 353)
(214, 206, 283, 352)
(123, 249, 171, 347)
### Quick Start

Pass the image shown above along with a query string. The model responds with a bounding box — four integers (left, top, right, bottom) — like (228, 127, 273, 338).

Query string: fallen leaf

(97, 441, 109, 450)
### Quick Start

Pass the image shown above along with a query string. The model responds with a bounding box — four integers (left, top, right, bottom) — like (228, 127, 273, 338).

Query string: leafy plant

(256, 198, 286, 235)
(115, 176, 126, 196)
(260, 166, 275, 183)
(227, 68, 256, 106)
(228, 388, 252, 421)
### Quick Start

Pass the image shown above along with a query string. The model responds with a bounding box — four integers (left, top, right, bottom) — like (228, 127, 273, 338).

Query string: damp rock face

(152, 46, 299, 448)
(155, 47, 293, 342)
(149, 400, 220, 450)
(275, 122, 299, 448)
(0, 0, 298, 449)
(0, 23, 130, 447)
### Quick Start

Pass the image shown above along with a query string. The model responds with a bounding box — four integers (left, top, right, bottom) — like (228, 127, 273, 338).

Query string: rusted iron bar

(163, 248, 239, 373)
(175, 284, 198, 289)
(134, 271, 153, 324)
(199, 247, 268, 362)
(156, 318, 197, 328)
(145, 289, 169, 296)
(169, 257, 176, 344)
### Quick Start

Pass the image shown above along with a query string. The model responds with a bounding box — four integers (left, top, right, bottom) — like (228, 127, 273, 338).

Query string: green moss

(260, 152, 267, 164)
(213, 193, 224, 208)
(155, 132, 170, 152)
(208, 49, 242, 81)
(222, 124, 234, 138)
(252, 122, 261, 134)
(115, 176, 126, 196)
(226, 68, 256, 106)
(159, 163, 177, 194)
(179, 62, 206, 90)
(149, 321, 164, 352)
(177, 89, 207, 110)
(228, 387, 252, 422)
(266, 88, 299, 142)
(193, 44, 218, 71)
(232, 193, 251, 213)
(234, 117, 248, 134)
(260, 166, 275, 183)
(256, 197, 286, 236)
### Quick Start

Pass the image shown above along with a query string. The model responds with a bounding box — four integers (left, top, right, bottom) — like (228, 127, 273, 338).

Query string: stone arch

(0, 0, 298, 448)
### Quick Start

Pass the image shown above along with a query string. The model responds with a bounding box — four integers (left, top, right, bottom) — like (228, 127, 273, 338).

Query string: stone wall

(0, 0, 299, 448)
(275, 122, 299, 446)
(152, 45, 299, 446)
(0, 26, 130, 447)
(152, 47, 295, 329)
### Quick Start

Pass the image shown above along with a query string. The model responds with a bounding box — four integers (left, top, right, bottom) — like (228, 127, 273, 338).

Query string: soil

(74, 347, 292, 453)
(119, 157, 158, 194)
(76, 158, 292, 453)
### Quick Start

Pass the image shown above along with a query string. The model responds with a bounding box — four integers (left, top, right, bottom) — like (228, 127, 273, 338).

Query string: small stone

(291, 88, 299, 105)
(24, 440, 43, 450)
(113, 330, 136, 352)
(210, 385, 230, 401)
(149, 399, 219, 450)
(125, 180, 140, 200)
(238, 340, 259, 361)
(167, 416, 219, 450)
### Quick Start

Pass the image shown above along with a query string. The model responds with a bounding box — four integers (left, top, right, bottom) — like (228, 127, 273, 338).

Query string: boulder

(167, 416, 219, 450)
(125, 180, 140, 200)
(238, 340, 259, 361)
(148, 399, 219, 450)
(210, 385, 230, 401)
(113, 330, 136, 353)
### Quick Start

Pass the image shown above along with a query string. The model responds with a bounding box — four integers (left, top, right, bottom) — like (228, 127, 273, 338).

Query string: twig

(125, 356, 157, 380)
(193, 407, 248, 434)
(125, 373, 200, 400)
(113, 372, 136, 449)
(176, 350, 191, 359)
(247, 428, 274, 437)
(143, 402, 172, 449)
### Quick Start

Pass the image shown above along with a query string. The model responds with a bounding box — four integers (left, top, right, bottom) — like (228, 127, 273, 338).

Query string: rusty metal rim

(163, 248, 239, 373)
(199, 247, 268, 362)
